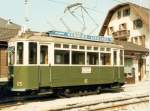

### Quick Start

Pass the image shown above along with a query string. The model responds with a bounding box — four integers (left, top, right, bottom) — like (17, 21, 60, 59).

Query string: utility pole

(22, 0, 29, 33)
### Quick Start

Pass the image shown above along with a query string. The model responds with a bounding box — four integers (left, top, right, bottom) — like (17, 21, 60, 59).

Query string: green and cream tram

(8, 31, 125, 94)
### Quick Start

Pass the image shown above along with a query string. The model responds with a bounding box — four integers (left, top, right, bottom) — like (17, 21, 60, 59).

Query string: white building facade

(99, 3, 149, 83)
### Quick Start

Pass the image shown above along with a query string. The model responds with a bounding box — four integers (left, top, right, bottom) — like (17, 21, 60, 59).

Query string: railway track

(0, 94, 56, 109)
(48, 94, 149, 111)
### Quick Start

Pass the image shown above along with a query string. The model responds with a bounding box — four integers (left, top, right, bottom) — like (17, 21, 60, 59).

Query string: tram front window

(54, 50, 69, 64)
(29, 42, 37, 64)
(17, 42, 23, 64)
(87, 52, 98, 65)
(72, 51, 85, 64)
(113, 51, 117, 65)
(8, 46, 15, 65)
(100, 53, 111, 65)
(40, 46, 48, 64)
(120, 50, 123, 65)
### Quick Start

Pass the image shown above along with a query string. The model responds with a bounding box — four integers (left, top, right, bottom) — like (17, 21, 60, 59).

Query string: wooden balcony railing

(112, 30, 130, 39)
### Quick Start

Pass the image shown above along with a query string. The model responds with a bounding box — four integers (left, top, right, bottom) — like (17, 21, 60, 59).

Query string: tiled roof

(114, 40, 149, 53)
(0, 28, 19, 41)
(0, 17, 21, 41)
(0, 17, 21, 29)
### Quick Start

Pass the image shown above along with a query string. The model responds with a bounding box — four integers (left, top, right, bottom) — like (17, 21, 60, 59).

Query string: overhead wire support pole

(23, 0, 29, 33)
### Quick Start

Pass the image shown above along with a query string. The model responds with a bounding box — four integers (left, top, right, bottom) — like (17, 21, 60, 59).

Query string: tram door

(113, 49, 120, 82)
(39, 44, 50, 87)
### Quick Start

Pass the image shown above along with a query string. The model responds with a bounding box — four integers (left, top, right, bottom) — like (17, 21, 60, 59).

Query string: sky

(0, 0, 149, 35)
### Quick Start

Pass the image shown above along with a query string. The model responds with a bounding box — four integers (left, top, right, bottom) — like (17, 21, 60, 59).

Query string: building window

(134, 37, 138, 44)
(119, 23, 127, 30)
(17, 42, 23, 64)
(100, 53, 111, 65)
(139, 35, 145, 47)
(72, 51, 85, 64)
(40, 45, 48, 64)
(123, 8, 130, 17)
(133, 19, 143, 29)
(54, 50, 69, 64)
(109, 27, 114, 33)
(87, 52, 98, 65)
(29, 42, 37, 64)
(107, 28, 110, 35)
(117, 11, 121, 19)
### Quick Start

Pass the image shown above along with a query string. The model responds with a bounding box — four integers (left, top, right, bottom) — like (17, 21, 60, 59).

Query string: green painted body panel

(51, 66, 124, 87)
(12, 66, 125, 90)
(13, 66, 39, 90)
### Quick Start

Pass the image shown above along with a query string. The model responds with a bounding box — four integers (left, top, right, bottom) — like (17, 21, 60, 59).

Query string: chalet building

(0, 17, 20, 84)
(99, 3, 149, 83)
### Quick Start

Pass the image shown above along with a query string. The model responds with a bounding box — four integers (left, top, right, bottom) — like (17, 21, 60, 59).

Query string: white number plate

(81, 67, 91, 73)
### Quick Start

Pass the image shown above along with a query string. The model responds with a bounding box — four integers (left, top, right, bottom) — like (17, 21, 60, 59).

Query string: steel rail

(48, 94, 149, 111)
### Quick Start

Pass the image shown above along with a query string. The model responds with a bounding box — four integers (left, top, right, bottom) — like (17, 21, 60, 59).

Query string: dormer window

(123, 8, 130, 17)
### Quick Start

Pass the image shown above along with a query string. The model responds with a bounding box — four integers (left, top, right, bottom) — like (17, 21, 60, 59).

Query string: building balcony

(112, 30, 130, 40)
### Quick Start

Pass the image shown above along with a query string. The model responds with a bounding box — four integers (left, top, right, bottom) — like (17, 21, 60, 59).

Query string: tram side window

(17, 42, 23, 64)
(87, 52, 98, 65)
(113, 51, 117, 65)
(8, 46, 15, 65)
(100, 53, 111, 65)
(40, 46, 48, 64)
(55, 50, 69, 64)
(29, 42, 37, 64)
(120, 50, 123, 65)
(72, 51, 85, 64)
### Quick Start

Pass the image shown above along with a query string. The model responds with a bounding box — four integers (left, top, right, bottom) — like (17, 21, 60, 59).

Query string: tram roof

(9, 33, 123, 49)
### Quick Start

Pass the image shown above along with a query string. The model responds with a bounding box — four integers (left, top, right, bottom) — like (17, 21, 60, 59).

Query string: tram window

(54, 44, 61, 48)
(120, 50, 123, 65)
(113, 51, 117, 65)
(40, 46, 48, 64)
(72, 51, 85, 64)
(29, 42, 37, 64)
(100, 53, 111, 65)
(106, 48, 111, 51)
(72, 45, 77, 49)
(17, 42, 23, 64)
(100, 48, 105, 51)
(94, 47, 98, 51)
(79, 46, 85, 50)
(87, 52, 98, 65)
(87, 46, 92, 50)
(9, 53, 15, 65)
(8, 46, 15, 65)
(63, 44, 69, 48)
(54, 50, 69, 64)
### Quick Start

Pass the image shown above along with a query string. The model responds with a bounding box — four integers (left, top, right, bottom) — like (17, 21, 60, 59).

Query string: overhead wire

(48, 0, 68, 5)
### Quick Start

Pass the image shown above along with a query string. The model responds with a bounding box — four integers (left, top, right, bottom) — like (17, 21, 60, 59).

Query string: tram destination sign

(48, 31, 113, 43)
